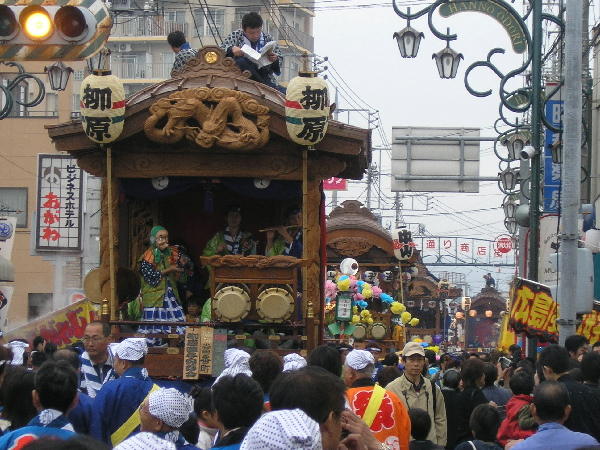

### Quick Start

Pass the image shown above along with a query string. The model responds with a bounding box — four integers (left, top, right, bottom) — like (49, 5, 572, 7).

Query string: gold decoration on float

(144, 87, 270, 151)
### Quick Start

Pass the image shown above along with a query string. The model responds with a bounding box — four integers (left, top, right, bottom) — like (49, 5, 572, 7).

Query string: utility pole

(557, 0, 583, 343)
(581, 0, 592, 203)
(366, 163, 372, 209)
(395, 192, 401, 227)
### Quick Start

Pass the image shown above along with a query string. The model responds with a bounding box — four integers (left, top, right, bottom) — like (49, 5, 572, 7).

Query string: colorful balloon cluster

(325, 276, 418, 327)
(411, 337, 439, 354)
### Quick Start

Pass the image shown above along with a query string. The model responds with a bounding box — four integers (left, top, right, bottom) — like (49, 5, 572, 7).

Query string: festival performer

(0, 361, 78, 449)
(138, 388, 196, 449)
(265, 206, 302, 258)
(203, 206, 256, 257)
(90, 338, 158, 446)
(80, 321, 116, 398)
(137, 226, 186, 344)
(343, 349, 411, 450)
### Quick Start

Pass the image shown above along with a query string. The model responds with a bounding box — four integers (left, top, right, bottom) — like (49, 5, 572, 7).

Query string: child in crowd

(191, 386, 219, 450)
(496, 370, 536, 447)
(455, 404, 502, 450)
(408, 408, 444, 450)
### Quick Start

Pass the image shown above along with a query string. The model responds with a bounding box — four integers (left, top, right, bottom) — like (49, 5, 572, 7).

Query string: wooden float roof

(46, 47, 371, 180)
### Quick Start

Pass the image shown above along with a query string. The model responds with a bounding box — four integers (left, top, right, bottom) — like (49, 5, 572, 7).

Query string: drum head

(256, 287, 294, 323)
(213, 285, 250, 322)
(352, 324, 367, 339)
(370, 323, 387, 339)
(83, 268, 104, 304)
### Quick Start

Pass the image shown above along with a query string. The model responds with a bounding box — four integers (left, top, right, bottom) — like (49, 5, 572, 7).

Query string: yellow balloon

(351, 315, 360, 324)
(397, 303, 406, 313)
(362, 287, 373, 299)
(409, 318, 420, 326)
(338, 279, 351, 291)
(366, 318, 374, 325)
(401, 311, 412, 323)
(390, 302, 403, 315)
(360, 309, 371, 318)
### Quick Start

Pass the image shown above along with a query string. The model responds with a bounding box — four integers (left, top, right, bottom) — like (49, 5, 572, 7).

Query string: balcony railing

(111, 17, 188, 37)
(111, 61, 173, 80)
(228, 22, 313, 52)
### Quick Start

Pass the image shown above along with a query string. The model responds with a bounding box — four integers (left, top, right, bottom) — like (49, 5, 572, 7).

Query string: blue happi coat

(0, 409, 75, 450)
(68, 391, 93, 434)
(89, 367, 154, 444)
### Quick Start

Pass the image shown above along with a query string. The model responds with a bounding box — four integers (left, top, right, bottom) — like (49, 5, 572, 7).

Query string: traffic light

(0, 0, 112, 61)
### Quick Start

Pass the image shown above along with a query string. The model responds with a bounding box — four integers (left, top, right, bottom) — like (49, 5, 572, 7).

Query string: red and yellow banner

(5, 299, 99, 347)
(577, 310, 600, 345)
(509, 278, 558, 343)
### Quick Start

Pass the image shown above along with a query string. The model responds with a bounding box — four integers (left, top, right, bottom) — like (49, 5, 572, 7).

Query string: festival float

(45, 47, 371, 379)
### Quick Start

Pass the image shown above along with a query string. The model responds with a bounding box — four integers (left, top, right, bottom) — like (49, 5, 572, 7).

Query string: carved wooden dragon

(144, 87, 270, 150)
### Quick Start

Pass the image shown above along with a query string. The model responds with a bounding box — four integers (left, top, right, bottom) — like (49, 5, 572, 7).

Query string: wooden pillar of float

(303, 150, 321, 349)
(100, 148, 119, 321)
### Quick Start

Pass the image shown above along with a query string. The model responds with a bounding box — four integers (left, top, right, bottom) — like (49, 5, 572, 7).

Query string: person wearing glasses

(137, 226, 186, 345)
(80, 321, 116, 398)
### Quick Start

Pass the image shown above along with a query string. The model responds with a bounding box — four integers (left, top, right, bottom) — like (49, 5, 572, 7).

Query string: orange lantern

(485, 310, 493, 318)
(455, 311, 464, 319)
(469, 309, 477, 317)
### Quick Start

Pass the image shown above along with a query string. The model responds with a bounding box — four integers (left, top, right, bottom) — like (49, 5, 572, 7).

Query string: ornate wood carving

(408, 277, 439, 299)
(303, 178, 321, 349)
(200, 255, 304, 269)
(328, 237, 373, 257)
(128, 198, 154, 269)
(171, 46, 252, 80)
(144, 87, 270, 150)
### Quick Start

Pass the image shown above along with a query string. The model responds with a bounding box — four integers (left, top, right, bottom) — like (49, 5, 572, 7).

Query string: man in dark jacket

(539, 344, 600, 441)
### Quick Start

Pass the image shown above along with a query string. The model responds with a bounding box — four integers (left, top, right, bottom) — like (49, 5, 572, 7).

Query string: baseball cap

(402, 342, 425, 357)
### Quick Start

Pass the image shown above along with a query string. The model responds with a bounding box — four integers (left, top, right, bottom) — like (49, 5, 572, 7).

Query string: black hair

(187, 296, 202, 307)
(469, 403, 501, 441)
(533, 381, 570, 422)
(443, 369, 461, 390)
(53, 348, 82, 371)
(30, 350, 48, 369)
(592, 341, 600, 349)
(44, 342, 58, 357)
(509, 369, 534, 395)
(249, 350, 283, 394)
(539, 344, 570, 376)
(509, 344, 521, 354)
(191, 385, 214, 415)
(568, 367, 583, 382)
(22, 435, 111, 450)
(308, 344, 342, 377)
(0, 345, 12, 378)
(179, 413, 200, 445)
(408, 408, 431, 441)
(564, 335, 589, 355)
(270, 366, 346, 424)
(483, 362, 498, 387)
(461, 357, 485, 389)
(382, 353, 399, 367)
(211, 374, 263, 430)
(86, 321, 111, 338)
(376, 366, 402, 388)
(581, 351, 600, 384)
(1, 366, 37, 429)
(242, 12, 263, 30)
(424, 349, 437, 365)
(33, 336, 46, 350)
(516, 358, 535, 374)
(167, 30, 187, 48)
(35, 360, 78, 413)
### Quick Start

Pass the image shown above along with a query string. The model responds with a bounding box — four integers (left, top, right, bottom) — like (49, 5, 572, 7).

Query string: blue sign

(543, 100, 563, 212)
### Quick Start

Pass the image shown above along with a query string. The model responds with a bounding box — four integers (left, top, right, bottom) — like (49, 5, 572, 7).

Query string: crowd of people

(0, 325, 599, 450)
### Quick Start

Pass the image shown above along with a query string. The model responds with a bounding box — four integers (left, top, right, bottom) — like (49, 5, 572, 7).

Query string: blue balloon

(420, 342, 428, 347)
(380, 293, 393, 304)
(339, 275, 349, 281)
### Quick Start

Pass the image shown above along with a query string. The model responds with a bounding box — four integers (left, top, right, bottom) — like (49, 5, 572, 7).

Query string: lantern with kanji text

(79, 73, 124, 144)
(285, 73, 330, 147)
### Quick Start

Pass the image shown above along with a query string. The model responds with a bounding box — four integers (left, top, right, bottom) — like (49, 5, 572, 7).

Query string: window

(164, 10, 185, 24)
(235, 7, 260, 26)
(45, 93, 58, 116)
(72, 94, 81, 112)
(28, 293, 53, 320)
(73, 70, 85, 81)
(0, 188, 27, 228)
(193, 7, 224, 37)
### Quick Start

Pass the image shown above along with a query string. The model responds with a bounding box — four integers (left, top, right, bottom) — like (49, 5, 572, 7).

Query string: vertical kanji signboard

(35, 155, 83, 251)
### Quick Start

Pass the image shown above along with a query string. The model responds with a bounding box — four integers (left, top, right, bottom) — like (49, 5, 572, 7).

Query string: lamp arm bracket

(464, 48, 505, 98)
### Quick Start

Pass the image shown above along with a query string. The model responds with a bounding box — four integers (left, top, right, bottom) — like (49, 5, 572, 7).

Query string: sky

(312, 0, 545, 295)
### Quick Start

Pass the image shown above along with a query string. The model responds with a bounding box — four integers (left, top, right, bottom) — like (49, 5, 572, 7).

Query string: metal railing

(111, 17, 188, 37)
(227, 21, 313, 51)
(111, 61, 173, 80)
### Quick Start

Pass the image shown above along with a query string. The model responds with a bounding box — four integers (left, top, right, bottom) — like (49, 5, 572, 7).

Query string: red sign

(323, 177, 347, 191)
(495, 235, 513, 254)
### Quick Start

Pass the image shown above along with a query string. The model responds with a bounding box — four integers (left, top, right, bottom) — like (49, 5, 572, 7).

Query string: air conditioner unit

(118, 43, 132, 52)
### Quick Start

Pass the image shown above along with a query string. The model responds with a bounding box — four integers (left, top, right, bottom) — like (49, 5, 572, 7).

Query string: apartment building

(0, 0, 315, 326)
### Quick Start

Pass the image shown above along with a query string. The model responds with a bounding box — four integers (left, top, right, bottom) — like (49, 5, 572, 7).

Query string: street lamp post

(392, 0, 563, 356)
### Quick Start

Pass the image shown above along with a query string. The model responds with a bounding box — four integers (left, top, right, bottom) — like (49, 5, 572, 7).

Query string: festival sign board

(537, 214, 559, 284)
(509, 277, 558, 343)
(577, 310, 600, 345)
(183, 327, 201, 380)
(5, 298, 98, 346)
(35, 155, 83, 251)
(323, 177, 347, 191)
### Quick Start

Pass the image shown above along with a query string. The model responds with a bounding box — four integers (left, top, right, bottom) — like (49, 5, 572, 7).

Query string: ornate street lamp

(45, 61, 73, 91)
(502, 195, 518, 218)
(499, 167, 519, 192)
(501, 131, 530, 161)
(504, 217, 518, 234)
(393, 11, 424, 58)
(432, 30, 463, 79)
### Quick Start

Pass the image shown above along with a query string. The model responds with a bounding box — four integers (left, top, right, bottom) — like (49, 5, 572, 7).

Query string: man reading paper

(220, 12, 285, 92)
